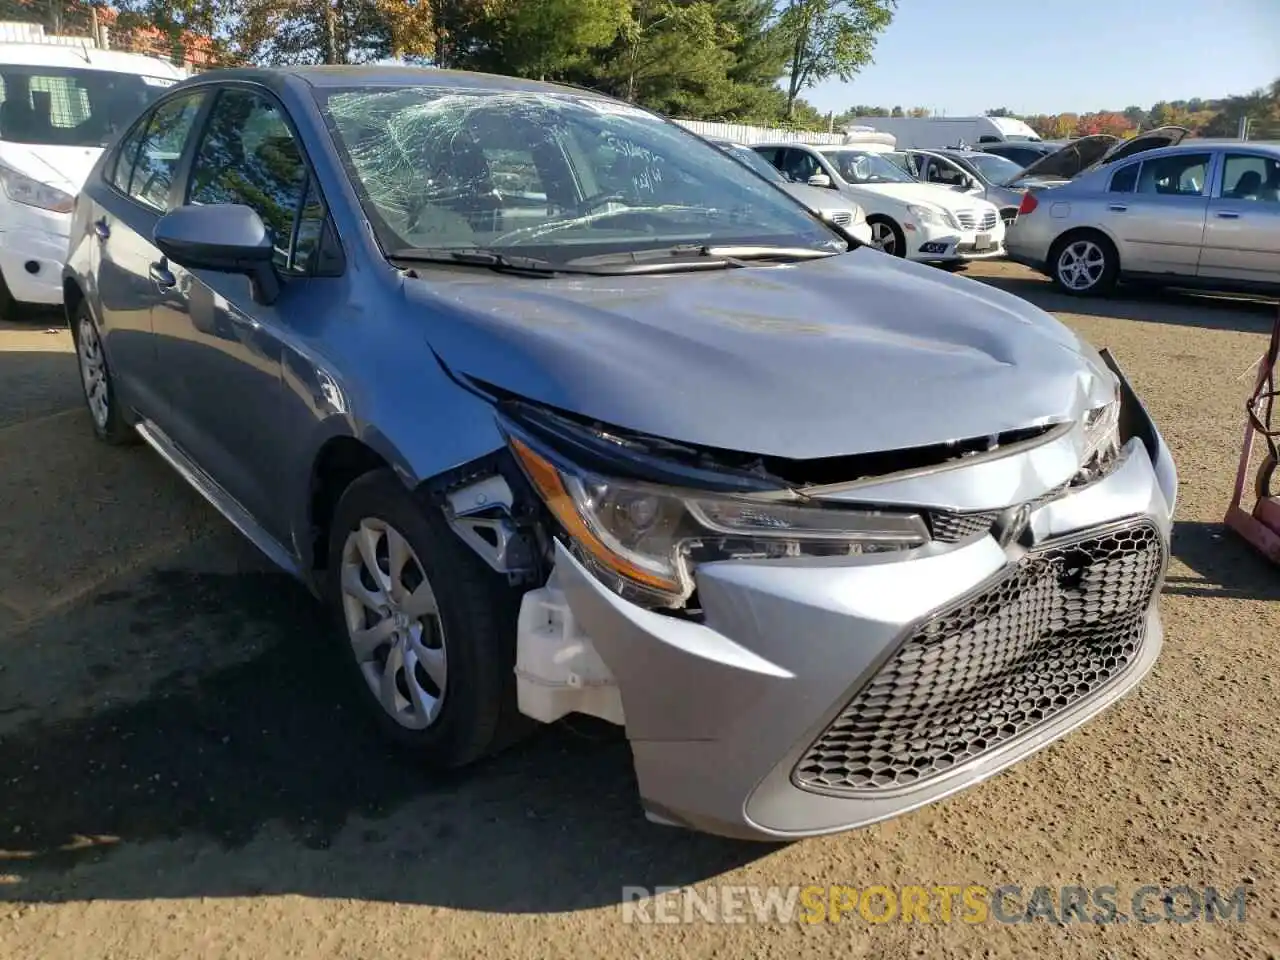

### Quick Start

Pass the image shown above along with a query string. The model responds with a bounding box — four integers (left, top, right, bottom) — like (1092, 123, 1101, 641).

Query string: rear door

(90, 90, 206, 417)
(1198, 151, 1280, 286)
(1105, 151, 1213, 276)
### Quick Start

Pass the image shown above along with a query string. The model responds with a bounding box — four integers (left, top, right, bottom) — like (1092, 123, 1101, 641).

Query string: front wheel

(867, 216, 906, 257)
(325, 469, 525, 766)
(1050, 232, 1118, 296)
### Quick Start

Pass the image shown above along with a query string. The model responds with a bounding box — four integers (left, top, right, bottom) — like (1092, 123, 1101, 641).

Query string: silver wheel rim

(1057, 239, 1106, 291)
(340, 518, 447, 730)
(77, 316, 109, 429)
(870, 221, 897, 254)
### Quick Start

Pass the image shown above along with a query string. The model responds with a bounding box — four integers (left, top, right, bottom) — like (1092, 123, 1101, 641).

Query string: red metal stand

(1224, 303, 1280, 563)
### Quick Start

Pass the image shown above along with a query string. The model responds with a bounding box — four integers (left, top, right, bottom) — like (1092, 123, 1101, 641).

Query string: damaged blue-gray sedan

(64, 66, 1177, 841)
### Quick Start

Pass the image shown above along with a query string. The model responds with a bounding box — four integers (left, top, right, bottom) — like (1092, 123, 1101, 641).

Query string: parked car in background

(752, 141, 1006, 263)
(981, 140, 1066, 169)
(0, 40, 185, 318)
(709, 138, 872, 244)
(845, 115, 1042, 149)
(888, 147, 1028, 225)
(1007, 127, 1190, 190)
(1007, 140, 1280, 295)
(65, 65, 1177, 841)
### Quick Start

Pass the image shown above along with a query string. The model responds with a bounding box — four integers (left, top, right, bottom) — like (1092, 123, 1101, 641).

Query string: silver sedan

(1006, 140, 1280, 295)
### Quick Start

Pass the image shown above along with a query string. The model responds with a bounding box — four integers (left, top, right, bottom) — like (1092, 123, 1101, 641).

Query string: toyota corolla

(64, 66, 1177, 841)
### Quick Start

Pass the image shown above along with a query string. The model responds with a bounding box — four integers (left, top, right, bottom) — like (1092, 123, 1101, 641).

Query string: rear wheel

(325, 469, 526, 766)
(1049, 231, 1118, 296)
(867, 216, 906, 257)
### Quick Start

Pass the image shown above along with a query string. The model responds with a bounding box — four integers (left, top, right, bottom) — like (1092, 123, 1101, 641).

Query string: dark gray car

(65, 66, 1177, 841)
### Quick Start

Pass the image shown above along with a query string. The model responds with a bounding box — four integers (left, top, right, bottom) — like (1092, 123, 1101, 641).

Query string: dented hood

(408, 250, 1114, 460)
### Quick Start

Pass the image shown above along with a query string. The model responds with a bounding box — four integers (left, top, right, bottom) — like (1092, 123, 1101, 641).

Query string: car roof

(1110, 139, 1280, 160)
(0, 41, 184, 77)
(173, 64, 608, 99)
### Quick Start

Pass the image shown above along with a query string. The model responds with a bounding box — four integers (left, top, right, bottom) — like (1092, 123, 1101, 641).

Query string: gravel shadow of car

(0, 562, 769, 911)
(975, 274, 1278, 334)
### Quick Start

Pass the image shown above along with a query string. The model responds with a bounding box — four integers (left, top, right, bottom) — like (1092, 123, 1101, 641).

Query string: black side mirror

(154, 203, 280, 305)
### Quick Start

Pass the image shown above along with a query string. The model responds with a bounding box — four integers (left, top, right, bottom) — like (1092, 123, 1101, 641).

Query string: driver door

(151, 86, 333, 540)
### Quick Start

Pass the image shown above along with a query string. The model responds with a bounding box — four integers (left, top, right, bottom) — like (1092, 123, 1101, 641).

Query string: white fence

(0, 20, 109, 48)
(672, 118, 846, 145)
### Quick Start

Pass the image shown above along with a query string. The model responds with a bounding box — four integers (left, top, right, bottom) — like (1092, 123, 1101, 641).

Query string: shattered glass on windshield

(319, 87, 838, 260)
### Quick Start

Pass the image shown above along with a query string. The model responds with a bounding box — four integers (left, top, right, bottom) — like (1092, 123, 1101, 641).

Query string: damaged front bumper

(512, 361, 1176, 841)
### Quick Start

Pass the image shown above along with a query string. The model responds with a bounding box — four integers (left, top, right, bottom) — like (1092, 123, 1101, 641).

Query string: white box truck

(844, 116, 1041, 150)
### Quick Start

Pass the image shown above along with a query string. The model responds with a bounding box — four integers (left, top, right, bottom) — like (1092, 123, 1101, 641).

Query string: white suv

(752, 142, 1006, 265)
(0, 42, 185, 318)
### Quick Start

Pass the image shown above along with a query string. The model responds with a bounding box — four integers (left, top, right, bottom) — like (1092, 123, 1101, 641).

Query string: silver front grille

(793, 520, 1164, 796)
(955, 209, 999, 231)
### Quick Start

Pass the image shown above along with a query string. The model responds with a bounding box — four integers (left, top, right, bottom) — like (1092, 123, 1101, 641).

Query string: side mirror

(153, 203, 280, 305)
(807, 173, 833, 188)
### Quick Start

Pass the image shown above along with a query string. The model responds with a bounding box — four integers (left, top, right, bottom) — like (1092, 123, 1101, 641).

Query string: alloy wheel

(870, 221, 897, 254)
(77, 315, 110, 429)
(1056, 239, 1107, 291)
(340, 517, 447, 730)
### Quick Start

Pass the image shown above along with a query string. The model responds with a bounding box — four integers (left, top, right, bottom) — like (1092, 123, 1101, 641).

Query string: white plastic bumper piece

(514, 581, 625, 726)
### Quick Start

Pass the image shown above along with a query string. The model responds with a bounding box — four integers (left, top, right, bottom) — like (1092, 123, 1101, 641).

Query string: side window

(928, 158, 964, 186)
(109, 114, 150, 195)
(1136, 153, 1210, 197)
(1222, 154, 1280, 202)
(126, 93, 205, 211)
(780, 149, 819, 183)
(1109, 162, 1139, 193)
(291, 177, 326, 273)
(188, 88, 311, 273)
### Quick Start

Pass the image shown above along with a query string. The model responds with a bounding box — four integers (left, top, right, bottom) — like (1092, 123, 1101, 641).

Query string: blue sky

(805, 0, 1280, 117)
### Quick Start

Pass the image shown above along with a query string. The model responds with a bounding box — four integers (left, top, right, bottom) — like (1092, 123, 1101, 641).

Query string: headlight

(0, 165, 74, 213)
(507, 432, 929, 608)
(906, 203, 957, 229)
(1081, 379, 1121, 466)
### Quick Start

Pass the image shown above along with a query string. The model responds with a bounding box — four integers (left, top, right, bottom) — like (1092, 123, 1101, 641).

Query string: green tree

(472, 0, 629, 80)
(776, 0, 896, 118)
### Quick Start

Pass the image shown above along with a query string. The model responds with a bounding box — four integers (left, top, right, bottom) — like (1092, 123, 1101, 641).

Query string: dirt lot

(1, 262, 1278, 959)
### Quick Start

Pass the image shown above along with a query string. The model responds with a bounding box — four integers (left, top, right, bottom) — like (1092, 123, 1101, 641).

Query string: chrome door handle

(1216, 211, 1241, 219)
(148, 262, 176, 289)
(1108, 203, 1128, 212)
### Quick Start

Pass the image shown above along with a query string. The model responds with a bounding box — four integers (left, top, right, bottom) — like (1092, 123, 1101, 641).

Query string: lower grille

(930, 511, 998, 542)
(793, 520, 1164, 796)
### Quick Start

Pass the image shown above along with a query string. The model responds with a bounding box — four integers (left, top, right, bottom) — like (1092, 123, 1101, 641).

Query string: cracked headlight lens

(1081, 379, 1122, 467)
(507, 434, 929, 607)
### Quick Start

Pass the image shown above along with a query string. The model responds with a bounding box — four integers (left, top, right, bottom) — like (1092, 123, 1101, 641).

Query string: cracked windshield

(321, 88, 842, 261)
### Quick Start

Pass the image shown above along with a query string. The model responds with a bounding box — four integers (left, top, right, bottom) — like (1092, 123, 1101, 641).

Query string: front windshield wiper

(388, 247, 562, 275)
(564, 243, 844, 269)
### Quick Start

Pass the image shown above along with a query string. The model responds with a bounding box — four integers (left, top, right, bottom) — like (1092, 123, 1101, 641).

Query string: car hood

(781, 181, 858, 215)
(849, 180, 987, 211)
(0, 143, 102, 193)
(408, 251, 1114, 461)
(1013, 135, 1120, 182)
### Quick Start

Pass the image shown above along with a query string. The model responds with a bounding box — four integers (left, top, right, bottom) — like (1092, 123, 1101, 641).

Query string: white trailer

(844, 116, 1041, 149)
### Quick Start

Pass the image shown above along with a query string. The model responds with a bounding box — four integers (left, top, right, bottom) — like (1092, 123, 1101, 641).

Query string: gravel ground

(0, 263, 1278, 959)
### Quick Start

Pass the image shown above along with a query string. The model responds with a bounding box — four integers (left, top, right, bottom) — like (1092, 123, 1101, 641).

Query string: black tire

(867, 215, 906, 257)
(0, 271, 19, 322)
(70, 300, 137, 445)
(325, 468, 527, 767)
(1048, 230, 1119, 296)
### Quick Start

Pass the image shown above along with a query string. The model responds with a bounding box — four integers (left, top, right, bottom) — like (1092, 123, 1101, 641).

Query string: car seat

(1231, 170, 1263, 199)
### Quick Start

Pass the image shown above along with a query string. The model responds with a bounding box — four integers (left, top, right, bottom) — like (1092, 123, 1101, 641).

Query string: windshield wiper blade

(565, 243, 842, 268)
(389, 247, 560, 274)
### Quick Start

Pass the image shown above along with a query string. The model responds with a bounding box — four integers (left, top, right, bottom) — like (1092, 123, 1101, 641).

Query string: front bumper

(0, 204, 71, 305)
(551, 367, 1176, 841)
(906, 218, 1007, 263)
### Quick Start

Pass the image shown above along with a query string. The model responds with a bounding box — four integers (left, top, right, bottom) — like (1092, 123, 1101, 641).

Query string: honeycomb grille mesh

(793, 521, 1164, 796)
(930, 511, 999, 543)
